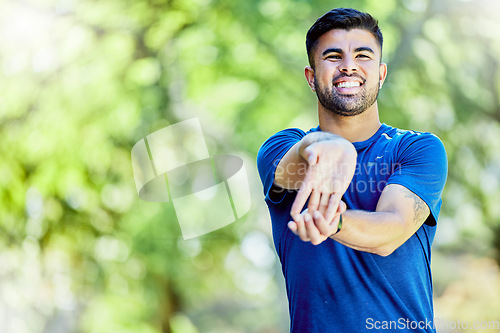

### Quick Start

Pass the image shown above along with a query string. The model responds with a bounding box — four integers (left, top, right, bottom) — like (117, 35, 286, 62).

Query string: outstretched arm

(274, 131, 357, 222)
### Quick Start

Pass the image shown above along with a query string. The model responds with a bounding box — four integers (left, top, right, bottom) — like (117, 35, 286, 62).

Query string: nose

(339, 57, 358, 74)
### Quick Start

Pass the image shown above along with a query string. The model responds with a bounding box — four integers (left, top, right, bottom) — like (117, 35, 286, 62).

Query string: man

(257, 8, 447, 333)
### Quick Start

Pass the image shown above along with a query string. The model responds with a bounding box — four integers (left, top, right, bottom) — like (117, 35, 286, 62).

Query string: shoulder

(262, 127, 307, 143)
(257, 128, 307, 156)
(256, 128, 307, 172)
(383, 126, 446, 157)
(386, 127, 448, 182)
(259, 126, 321, 146)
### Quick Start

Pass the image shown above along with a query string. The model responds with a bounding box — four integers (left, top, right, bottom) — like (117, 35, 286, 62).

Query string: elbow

(374, 249, 394, 257)
(371, 221, 410, 257)
(372, 243, 399, 257)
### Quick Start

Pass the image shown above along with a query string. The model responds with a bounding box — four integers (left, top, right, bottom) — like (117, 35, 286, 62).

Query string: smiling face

(305, 28, 387, 117)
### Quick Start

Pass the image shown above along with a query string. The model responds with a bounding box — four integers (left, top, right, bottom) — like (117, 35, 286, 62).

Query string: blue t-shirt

(257, 124, 448, 333)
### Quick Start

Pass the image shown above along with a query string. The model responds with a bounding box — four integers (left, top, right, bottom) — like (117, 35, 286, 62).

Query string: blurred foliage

(1, 0, 500, 332)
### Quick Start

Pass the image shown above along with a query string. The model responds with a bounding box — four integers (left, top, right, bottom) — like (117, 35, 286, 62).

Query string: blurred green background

(1, 0, 500, 332)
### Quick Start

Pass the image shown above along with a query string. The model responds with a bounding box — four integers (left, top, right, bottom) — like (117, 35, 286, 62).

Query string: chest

(344, 140, 399, 211)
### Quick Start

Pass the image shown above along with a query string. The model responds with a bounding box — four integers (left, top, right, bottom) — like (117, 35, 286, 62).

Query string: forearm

(330, 209, 410, 256)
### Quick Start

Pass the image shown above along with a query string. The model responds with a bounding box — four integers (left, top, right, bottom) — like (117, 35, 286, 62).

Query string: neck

(318, 101, 382, 142)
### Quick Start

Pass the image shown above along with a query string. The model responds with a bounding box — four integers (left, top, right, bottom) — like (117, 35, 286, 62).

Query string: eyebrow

(355, 47, 375, 54)
(321, 46, 375, 57)
(322, 48, 342, 57)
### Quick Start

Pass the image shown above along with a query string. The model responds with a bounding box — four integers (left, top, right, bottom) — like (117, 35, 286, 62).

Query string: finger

(295, 214, 309, 242)
(324, 193, 342, 224)
(290, 178, 313, 219)
(318, 192, 330, 217)
(338, 200, 347, 214)
(307, 189, 321, 212)
(304, 213, 323, 245)
(312, 210, 331, 236)
(287, 221, 298, 236)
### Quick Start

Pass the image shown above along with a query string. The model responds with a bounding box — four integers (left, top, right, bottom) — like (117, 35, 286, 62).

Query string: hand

(288, 201, 347, 246)
(290, 140, 356, 224)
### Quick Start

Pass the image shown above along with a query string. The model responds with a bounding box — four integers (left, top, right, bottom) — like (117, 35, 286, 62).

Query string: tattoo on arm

(402, 188, 429, 225)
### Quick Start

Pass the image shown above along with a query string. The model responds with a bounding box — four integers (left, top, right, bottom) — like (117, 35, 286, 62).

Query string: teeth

(336, 81, 360, 88)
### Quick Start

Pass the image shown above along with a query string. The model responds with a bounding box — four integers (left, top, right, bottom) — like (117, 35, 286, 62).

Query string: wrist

(297, 132, 342, 161)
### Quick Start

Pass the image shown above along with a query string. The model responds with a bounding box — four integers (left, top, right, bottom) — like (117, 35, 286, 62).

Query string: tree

(1, 0, 499, 331)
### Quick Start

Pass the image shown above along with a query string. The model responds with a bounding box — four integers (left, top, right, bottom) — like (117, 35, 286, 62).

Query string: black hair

(306, 8, 383, 67)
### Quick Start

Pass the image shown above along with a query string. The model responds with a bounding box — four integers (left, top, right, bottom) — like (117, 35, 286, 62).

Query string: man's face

(307, 28, 387, 116)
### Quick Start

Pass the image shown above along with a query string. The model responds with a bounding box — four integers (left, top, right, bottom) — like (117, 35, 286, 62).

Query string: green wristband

(334, 214, 343, 235)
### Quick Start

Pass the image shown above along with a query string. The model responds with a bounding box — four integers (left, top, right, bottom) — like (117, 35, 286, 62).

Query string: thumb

(304, 146, 318, 165)
(337, 200, 347, 214)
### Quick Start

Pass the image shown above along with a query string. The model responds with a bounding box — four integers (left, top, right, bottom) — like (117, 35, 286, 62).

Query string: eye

(356, 54, 371, 59)
(326, 55, 341, 60)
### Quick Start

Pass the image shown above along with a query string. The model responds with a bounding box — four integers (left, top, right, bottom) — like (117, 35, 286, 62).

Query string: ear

(304, 66, 316, 91)
(379, 63, 387, 88)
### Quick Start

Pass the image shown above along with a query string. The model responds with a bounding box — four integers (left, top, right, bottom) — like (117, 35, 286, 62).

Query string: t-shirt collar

(308, 123, 391, 149)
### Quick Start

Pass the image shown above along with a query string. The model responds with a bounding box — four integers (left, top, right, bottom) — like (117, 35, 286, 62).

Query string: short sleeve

(257, 128, 306, 203)
(386, 133, 448, 226)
